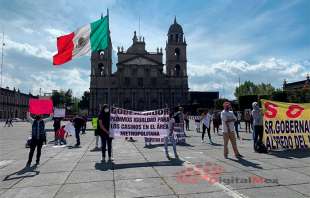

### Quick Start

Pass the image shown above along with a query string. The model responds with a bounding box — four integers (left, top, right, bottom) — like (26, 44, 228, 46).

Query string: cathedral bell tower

(166, 17, 187, 77)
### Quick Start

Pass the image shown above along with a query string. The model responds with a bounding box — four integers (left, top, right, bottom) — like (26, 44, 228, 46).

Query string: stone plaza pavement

(1, 121, 310, 198)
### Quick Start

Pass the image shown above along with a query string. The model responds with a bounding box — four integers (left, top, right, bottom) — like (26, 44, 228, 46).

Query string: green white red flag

(53, 15, 109, 65)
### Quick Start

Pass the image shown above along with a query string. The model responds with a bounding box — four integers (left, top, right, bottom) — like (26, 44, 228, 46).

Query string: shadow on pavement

(3, 166, 40, 181)
(95, 158, 184, 171)
(229, 157, 263, 169)
(269, 149, 310, 159)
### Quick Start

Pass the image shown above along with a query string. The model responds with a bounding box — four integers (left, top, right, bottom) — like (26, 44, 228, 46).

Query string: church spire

(132, 31, 138, 43)
(174, 16, 177, 24)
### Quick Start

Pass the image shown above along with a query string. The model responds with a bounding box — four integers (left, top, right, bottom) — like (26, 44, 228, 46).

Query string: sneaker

(175, 154, 179, 159)
(224, 155, 228, 159)
(235, 154, 243, 158)
(108, 157, 114, 161)
(201, 140, 205, 143)
(101, 158, 106, 163)
(35, 161, 40, 166)
(26, 162, 31, 168)
(166, 154, 171, 160)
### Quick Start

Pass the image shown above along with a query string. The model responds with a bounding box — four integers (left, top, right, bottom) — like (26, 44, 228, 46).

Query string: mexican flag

(53, 15, 109, 65)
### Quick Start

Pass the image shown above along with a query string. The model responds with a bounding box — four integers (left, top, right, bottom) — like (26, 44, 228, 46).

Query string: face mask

(104, 108, 109, 113)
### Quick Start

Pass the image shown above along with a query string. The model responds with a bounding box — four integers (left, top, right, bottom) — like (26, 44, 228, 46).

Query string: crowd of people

(23, 101, 265, 167)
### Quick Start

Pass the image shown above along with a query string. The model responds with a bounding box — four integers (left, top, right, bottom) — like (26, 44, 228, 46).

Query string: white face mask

(104, 108, 109, 113)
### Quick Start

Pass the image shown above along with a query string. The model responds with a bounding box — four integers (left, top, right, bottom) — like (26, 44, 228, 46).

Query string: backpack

(255, 141, 268, 153)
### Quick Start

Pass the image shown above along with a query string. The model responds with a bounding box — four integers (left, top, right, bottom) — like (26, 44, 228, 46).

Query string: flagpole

(107, 8, 111, 107)
(1, 32, 4, 88)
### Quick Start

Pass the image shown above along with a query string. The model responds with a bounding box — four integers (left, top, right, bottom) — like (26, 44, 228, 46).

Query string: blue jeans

(164, 135, 177, 157)
(253, 125, 263, 149)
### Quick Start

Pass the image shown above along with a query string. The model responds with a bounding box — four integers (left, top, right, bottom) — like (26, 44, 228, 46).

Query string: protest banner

(64, 122, 75, 136)
(188, 116, 201, 120)
(262, 99, 310, 150)
(110, 107, 169, 138)
(144, 123, 186, 144)
(29, 98, 53, 115)
(54, 108, 66, 118)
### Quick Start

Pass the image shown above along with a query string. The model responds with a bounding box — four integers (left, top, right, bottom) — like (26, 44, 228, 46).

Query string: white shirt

(202, 113, 212, 128)
(220, 110, 237, 133)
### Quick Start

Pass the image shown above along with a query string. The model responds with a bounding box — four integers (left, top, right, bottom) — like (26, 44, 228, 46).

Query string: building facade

(89, 18, 189, 115)
(0, 87, 37, 120)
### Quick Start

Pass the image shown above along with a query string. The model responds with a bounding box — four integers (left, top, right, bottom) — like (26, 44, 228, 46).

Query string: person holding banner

(98, 104, 113, 163)
(221, 102, 243, 159)
(164, 112, 178, 159)
(26, 112, 53, 167)
(251, 102, 263, 151)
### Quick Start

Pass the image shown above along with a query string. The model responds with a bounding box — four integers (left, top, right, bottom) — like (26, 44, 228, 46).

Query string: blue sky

(0, 0, 309, 98)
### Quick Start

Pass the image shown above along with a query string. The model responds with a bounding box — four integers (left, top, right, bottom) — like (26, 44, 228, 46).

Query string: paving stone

(0, 185, 60, 198)
(115, 177, 174, 198)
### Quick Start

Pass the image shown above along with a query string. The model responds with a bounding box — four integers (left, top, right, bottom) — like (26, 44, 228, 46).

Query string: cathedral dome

(168, 17, 183, 34)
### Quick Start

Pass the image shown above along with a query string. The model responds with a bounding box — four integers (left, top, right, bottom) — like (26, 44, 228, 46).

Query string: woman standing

(98, 104, 113, 163)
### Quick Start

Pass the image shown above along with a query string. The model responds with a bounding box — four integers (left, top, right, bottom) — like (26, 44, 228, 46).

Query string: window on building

(175, 64, 181, 77)
(125, 77, 130, 86)
(174, 48, 180, 60)
(176, 34, 179, 42)
(98, 63, 105, 76)
(138, 78, 143, 87)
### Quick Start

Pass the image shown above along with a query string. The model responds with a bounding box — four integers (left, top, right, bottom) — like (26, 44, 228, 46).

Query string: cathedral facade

(89, 18, 189, 115)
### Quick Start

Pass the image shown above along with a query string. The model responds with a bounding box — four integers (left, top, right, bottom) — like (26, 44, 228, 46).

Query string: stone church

(89, 17, 189, 115)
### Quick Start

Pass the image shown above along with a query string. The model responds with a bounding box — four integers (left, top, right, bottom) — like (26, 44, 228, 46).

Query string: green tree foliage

(214, 98, 229, 110)
(79, 91, 90, 110)
(235, 81, 275, 98)
(51, 89, 73, 108)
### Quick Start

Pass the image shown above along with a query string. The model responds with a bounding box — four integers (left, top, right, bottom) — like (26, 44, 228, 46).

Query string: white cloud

(29, 68, 90, 97)
(1, 74, 22, 89)
(5, 36, 53, 60)
(188, 58, 309, 99)
(44, 28, 66, 37)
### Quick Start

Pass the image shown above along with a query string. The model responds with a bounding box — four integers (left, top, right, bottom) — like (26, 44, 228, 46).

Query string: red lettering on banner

(286, 104, 304, 119)
(264, 102, 278, 118)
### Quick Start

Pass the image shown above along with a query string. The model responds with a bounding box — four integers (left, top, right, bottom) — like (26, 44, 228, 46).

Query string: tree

(214, 98, 229, 110)
(79, 91, 90, 110)
(234, 81, 257, 98)
(234, 81, 275, 98)
(51, 89, 73, 108)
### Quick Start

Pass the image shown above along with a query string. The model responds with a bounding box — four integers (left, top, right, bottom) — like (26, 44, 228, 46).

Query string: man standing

(202, 110, 212, 144)
(251, 102, 263, 151)
(220, 102, 243, 159)
(26, 112, 53, 167)
(73, 116, 85, 147)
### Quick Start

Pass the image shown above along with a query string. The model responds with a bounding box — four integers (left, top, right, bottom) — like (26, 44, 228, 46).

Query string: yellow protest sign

(92, 117, 98, 129)
(262, 100, 310, 150)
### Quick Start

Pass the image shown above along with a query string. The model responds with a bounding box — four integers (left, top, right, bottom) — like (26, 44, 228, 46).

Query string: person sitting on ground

(220, 102, 243, 159)
(55, 125, 68, 145)
(26, 112, 53, 167)
(164, 112, 178, 159)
